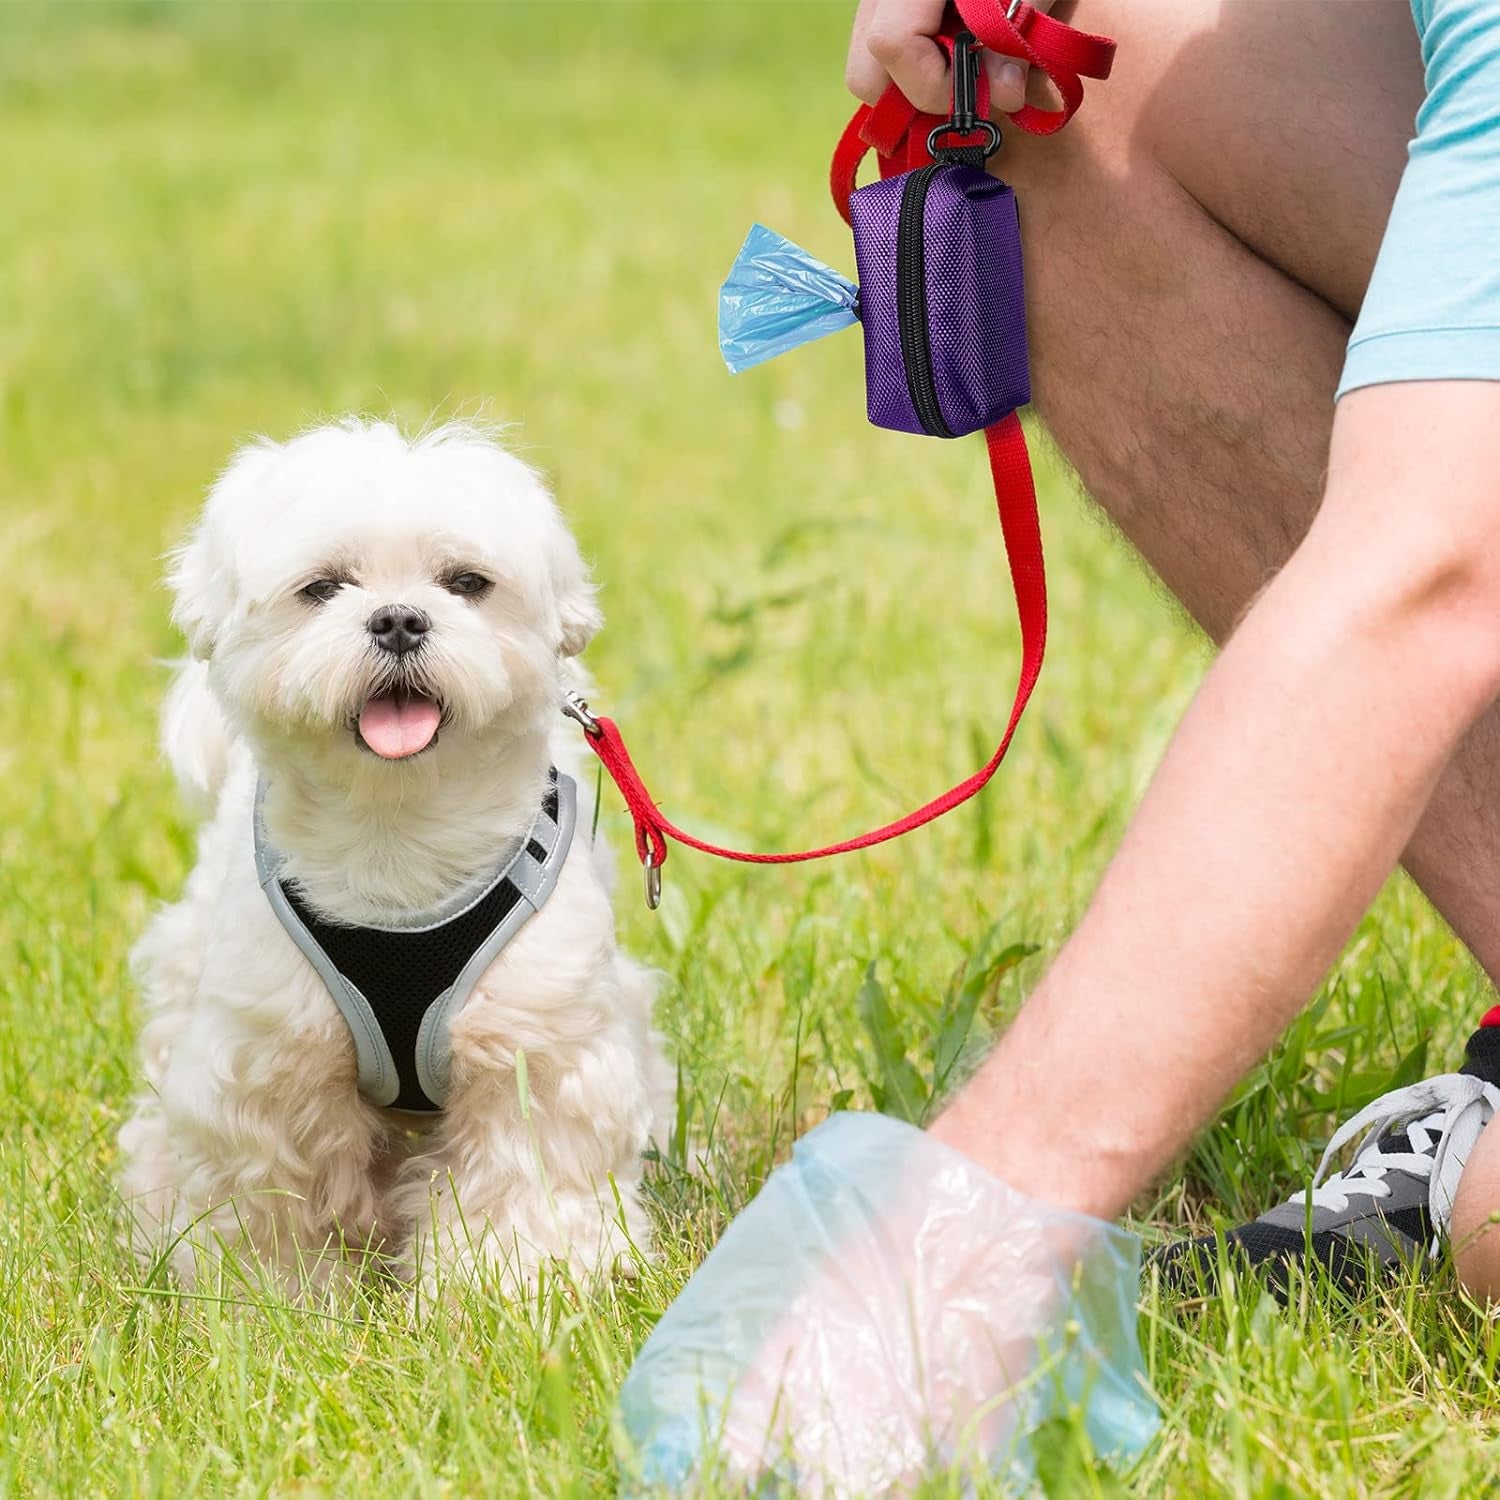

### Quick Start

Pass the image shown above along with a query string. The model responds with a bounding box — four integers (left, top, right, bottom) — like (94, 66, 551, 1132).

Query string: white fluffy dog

(120, 419, 667, 1297)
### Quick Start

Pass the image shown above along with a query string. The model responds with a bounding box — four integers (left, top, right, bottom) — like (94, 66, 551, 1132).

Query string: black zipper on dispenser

(900, 30, 1001, 439)
(896, 164, 953, 439)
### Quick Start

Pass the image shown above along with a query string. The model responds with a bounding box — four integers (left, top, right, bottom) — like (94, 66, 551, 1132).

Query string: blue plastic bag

(618, 1113, 1157, 1495)
(718, 224, 859, 374)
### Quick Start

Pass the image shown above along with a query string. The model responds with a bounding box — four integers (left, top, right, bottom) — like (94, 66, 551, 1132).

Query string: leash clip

(562, 689, 665, 910)
(927, 30, 1001, 163)
(562, 690, 601, 737)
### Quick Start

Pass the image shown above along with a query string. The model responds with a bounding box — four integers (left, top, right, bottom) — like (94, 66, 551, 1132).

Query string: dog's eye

(444, 572, 493, 599)
(299, 578, 344, 604)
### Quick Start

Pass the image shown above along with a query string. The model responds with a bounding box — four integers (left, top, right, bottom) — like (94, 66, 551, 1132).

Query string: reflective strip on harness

(253, 768, 578, 1112)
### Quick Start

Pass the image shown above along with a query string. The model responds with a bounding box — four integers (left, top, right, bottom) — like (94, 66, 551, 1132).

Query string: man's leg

(997, 0, 1500, 980)
(973, 0, 1500, 1291)
(1453, 1143, 1500, 1294)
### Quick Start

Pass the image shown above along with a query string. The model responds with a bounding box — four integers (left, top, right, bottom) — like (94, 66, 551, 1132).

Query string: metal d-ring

(643, 850, 662, 910)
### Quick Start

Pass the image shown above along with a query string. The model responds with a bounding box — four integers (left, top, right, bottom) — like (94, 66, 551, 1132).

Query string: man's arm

(933, 382, 1500, 1218)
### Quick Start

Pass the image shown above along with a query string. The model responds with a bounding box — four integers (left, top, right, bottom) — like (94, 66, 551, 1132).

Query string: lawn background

(2, 2, 1498, 1494)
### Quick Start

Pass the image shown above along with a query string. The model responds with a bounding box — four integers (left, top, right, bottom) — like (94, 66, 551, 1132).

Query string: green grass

(3, 3, 1499, 1494)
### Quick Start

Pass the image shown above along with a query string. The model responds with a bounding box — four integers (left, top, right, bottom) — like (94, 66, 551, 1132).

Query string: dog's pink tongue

(358, 695, 441, 759)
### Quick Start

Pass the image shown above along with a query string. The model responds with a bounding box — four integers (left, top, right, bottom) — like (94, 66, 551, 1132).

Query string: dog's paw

(406, 1187, 649, 1304)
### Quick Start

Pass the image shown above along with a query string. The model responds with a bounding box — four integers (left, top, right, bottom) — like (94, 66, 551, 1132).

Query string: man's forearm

(933, 383, 1500, 1218)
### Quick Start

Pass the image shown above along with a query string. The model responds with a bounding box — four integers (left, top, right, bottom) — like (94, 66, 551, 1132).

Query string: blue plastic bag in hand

(718, 224, 859, 374)
(617, 1113, 1157, 1496)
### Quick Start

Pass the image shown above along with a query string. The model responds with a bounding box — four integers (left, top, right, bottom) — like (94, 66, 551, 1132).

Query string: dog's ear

(167, 522, 224, 660)
(553, 531, 603, 658)
(168, 441, 276, 659)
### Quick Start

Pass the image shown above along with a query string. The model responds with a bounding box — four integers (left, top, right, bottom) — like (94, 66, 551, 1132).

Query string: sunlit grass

(2, 3, 1496, 1494)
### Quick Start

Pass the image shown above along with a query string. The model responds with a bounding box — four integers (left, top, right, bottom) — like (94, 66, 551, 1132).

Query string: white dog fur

(119, 418, 669, 1298)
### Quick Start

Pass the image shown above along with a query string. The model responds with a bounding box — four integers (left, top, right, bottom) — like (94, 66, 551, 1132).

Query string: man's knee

(997, 0, 1418, 322)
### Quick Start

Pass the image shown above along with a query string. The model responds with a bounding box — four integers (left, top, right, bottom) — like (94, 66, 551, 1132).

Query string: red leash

(575, 5, 1113, 907)
(571, 416, 1043, 906)
(832, 0, 1115, 222)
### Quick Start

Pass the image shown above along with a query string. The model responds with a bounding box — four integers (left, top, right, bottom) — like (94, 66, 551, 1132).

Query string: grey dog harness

(253, 769, 577, 1112)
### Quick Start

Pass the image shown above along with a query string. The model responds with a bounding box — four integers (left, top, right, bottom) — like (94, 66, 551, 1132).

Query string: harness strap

(255, 770, 577, 1110)
(575, 413, 1044, 889)
(831, 1, 1116, 223)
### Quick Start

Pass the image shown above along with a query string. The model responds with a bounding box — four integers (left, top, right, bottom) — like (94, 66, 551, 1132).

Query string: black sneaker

(1157, 1023, 1500, 1300)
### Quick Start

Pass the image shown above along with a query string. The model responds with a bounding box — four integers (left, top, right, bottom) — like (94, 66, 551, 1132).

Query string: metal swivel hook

(926, 30, 1002, 162)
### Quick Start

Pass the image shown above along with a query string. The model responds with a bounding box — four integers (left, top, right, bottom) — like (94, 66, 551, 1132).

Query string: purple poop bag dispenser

(849, 163, 1028, 437)
(719, 168, 1028, 440)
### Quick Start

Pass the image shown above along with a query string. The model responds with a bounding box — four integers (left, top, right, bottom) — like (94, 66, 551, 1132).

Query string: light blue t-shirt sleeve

(1337, 0, 1500, 398)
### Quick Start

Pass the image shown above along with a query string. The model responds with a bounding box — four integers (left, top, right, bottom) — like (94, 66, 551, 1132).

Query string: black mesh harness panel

(253, 768, 577, 1112)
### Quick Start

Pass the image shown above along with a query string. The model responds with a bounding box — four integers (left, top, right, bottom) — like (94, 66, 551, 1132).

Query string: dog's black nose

(367, 605, 430, 657)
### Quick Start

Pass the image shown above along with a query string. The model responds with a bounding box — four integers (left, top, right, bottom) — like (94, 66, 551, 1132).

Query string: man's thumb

(984, 53, 1028, 115)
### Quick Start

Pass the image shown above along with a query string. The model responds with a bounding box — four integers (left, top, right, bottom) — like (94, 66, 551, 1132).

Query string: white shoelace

(1291, 1073, 1500, 1234)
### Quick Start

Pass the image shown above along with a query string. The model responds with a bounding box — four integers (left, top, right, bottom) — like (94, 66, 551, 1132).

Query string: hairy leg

(1452, 1105, 1500, 1297)
(994, 0, 1500, 982)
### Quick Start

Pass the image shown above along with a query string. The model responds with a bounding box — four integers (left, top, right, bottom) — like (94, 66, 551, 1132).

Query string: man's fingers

(849, 0, 954, 113)
(845, 0, 890, 106)
(984, 52, 1029, 116)
(844, 0, 1034, 117)
(866, 20, 953, 114)
(849, 41, 1027, 121)
(845, 51, 891, 107)
(864, 42, 1029, 123)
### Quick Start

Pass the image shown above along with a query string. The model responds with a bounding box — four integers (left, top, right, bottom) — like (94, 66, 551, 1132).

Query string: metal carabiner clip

(951, 28, 981, 134)
(926, 30, 1002, 162)
(561, 690, 602, 737)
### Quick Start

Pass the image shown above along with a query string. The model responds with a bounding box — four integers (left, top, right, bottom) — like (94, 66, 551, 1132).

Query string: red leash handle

(832, 1, 1116, 222)
(574, 414, 1046, 905)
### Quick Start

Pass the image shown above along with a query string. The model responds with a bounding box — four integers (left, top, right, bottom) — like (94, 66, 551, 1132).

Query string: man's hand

(617, 1115, 1156, 1495)
(846, 0, 1034, 116)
